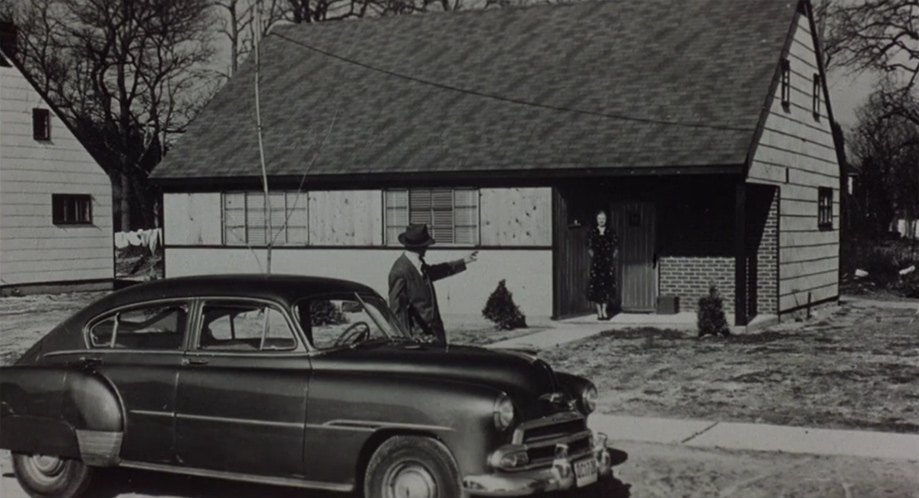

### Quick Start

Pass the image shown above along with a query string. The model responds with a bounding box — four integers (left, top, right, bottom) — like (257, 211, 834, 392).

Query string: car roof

(93, 274, 377, 312)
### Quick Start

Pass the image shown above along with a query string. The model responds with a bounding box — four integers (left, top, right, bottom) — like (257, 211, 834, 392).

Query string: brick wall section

(658, 256, 735, 311)
(756, 192, 778, 314)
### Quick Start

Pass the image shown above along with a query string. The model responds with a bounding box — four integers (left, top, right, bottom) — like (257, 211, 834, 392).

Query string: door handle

(77, 356, 102, 369)
(181, 358, 209, 366)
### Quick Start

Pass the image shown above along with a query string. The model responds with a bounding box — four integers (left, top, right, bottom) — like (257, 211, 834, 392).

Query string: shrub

(697, 285, 731, 338)
(311, 300, 348, 326)
(483, 280, 528, 330)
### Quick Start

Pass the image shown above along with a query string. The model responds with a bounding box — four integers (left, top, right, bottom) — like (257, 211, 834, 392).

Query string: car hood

(312, 342, 569, 416)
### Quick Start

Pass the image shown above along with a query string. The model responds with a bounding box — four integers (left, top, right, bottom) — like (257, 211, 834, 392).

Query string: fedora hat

(398, 224, 436, 249)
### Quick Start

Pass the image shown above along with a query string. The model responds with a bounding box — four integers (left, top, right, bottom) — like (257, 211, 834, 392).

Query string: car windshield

(296, 293, 412, 351)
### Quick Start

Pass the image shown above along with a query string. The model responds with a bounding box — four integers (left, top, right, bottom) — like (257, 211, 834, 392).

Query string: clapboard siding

(480, 188, 552, 246)
(0, 63, 113, 286)
(746, 11, 840, 315)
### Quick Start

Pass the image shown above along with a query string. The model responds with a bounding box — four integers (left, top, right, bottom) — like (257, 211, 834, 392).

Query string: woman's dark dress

(587, 226, 619, 303)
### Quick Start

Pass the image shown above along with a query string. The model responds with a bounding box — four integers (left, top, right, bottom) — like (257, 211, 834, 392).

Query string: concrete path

(589, 414, 919, 462)
(487, 313, 700, 349)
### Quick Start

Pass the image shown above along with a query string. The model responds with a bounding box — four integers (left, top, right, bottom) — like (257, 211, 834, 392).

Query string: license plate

(574, 458, 598, 487)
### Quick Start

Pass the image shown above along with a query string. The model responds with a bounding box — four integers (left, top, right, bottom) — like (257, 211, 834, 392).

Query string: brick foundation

(658, 256, 735, 311)
(756, 190, 778, 314)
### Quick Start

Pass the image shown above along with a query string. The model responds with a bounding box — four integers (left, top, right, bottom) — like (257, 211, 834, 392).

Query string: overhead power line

(274, 31, 756, 133)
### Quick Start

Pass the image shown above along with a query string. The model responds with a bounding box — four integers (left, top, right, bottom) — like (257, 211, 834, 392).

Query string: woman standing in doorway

(587, 210, 619, 320)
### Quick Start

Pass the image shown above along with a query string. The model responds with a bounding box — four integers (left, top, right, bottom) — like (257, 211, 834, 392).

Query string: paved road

(4, 441, 918, 498)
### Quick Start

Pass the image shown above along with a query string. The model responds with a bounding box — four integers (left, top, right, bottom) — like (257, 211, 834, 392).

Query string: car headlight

(580, 384, 598, 414)
(493, 393, 515, 431)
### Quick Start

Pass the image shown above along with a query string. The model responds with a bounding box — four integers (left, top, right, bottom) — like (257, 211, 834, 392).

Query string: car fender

(304, 372, 504, 486)
(1, 365, 124, 466)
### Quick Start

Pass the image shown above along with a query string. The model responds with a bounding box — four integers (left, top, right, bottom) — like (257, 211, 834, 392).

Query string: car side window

(88, 303, 188, 350)
(199, 301, 297, 352)
(305, 299, 389, 350)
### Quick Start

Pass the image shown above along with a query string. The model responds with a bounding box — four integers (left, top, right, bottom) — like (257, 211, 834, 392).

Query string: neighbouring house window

(780, 59, 791, 108)
(222, 191, 308, 246)
(812, 73, 822, 120)
(52, 194, 92, 225)
(818, 187, 833, 230)
(33, 108, 51, 140)
(385, 188, 479, 246)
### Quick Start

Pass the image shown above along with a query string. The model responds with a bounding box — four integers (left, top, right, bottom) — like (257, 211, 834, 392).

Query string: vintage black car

(1, 275, 616, 498)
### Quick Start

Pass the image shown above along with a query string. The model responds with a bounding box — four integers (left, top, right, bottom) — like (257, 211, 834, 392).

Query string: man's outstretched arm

(426, 251, 478, 282)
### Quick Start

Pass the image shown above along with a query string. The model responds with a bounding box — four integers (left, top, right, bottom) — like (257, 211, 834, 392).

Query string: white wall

(165, 247, 553, 321)
(0, 64, 113, 286)
(746, 14, 841, 313)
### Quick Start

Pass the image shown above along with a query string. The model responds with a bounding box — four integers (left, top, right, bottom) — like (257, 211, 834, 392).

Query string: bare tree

(850, 91, 919, 235)
(824, 0, 919, 124)
(9, 0, 218, 230)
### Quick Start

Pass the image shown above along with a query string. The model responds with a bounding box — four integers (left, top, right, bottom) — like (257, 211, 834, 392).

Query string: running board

(119, 460, 354, 493)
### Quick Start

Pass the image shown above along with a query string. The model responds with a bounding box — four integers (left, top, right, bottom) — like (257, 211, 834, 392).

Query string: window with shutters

(780, 59, 791, 109)
(384, 188, 479, 246)
(222, 191, 309, 246)
(818, 187, 833, 230)
(33, 108, 51, 140)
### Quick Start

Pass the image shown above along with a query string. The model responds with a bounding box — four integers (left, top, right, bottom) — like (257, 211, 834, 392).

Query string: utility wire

(274, 32, 756, 133)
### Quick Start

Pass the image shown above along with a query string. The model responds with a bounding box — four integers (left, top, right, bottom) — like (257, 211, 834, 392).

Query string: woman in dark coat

(587, 210, 619, 320)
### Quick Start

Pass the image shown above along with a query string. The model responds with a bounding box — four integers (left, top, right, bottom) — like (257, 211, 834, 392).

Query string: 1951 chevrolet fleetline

(1, 275, 618, 498)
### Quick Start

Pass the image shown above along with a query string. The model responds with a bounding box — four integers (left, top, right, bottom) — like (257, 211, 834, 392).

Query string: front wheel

(12, 453, 93, 498)
(363, 436, 462, 498)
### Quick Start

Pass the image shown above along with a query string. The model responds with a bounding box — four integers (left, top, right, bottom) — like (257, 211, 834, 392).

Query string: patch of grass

(543, 302, 919, 433)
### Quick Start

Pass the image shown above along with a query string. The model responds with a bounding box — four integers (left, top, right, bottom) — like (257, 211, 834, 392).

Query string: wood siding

(166, 188, 551, 248)
(0, 64, 113, 286)
(480, 188, 552, 246)
(747, 13, 840, 313)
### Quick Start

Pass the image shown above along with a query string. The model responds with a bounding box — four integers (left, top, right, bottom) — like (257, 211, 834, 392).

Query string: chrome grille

(510, 412, 592, 471)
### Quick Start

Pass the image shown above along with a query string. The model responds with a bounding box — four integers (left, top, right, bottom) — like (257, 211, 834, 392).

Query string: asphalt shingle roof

(151, 0, 798, 181)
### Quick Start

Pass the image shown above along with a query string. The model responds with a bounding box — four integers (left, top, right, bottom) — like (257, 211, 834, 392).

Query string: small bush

(895, 272, 919, 298)
(483, 280, 528, 330)
(697, 286, 731, 338)
(311, 300, 348, 326)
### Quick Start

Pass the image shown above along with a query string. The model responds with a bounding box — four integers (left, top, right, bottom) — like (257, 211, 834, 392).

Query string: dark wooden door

(610, 201, 657, 312)
(553, 189, 593, 318)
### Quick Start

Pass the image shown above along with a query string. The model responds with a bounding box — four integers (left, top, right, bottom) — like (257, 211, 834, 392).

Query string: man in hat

(389, 223, 478, 344)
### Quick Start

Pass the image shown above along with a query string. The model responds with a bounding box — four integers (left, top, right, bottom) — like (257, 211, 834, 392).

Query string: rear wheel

(12, 453, 93, 498)
(363, 436, 462, 498)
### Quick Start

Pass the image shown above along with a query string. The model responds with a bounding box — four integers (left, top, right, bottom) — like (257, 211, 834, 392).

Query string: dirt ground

(3, 442, 918, 498)
(0, 292, 107, 365)
(542, 300, 919, 433)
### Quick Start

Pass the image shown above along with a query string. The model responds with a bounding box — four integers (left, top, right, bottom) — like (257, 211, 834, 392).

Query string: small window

(33, 108, 51, 140)
(199, 301, 297, 352)
(812, 73, 822, 120)
(89, 303, 188, 350)
(818, 187, 833, 230)
(780, 59, 791, 109)
(384, 188, 479, 246)
(52, 194, 92, 225)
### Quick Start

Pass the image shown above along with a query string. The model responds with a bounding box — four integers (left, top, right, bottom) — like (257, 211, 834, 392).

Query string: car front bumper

(462, 440, 614, 497)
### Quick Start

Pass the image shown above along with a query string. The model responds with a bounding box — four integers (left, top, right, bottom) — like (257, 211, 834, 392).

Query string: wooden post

(734, 182, 748, 326)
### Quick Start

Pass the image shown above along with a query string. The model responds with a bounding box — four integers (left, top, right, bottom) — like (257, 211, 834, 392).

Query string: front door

(610, 201, 657, 312)
(553, 189, 593, 318)
(175, 298, 310, 477)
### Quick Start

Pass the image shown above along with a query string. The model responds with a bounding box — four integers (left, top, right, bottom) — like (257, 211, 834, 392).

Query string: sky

(827, 65, 879, 130)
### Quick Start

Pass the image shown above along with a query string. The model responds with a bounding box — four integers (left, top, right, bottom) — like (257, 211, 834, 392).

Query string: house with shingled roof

(151, 0, 843, 326)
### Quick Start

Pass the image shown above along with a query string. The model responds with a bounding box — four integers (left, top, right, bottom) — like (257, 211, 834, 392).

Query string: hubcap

(29, 455, 64, 475)
(384, 462, 438, 498)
